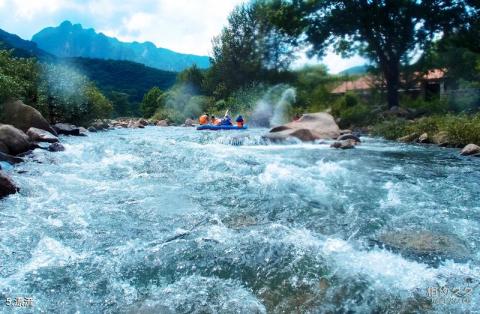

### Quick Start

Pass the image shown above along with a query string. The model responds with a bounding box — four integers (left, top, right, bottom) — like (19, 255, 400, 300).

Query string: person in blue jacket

(220, 114, 233, 126)
(235, 115, 244, 128)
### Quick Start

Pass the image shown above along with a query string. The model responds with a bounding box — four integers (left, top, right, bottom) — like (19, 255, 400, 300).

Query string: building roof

(331, 69, 446, 94)
(331, 75, 377, 94)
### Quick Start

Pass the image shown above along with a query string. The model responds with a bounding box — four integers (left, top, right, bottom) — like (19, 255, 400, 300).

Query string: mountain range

(32, 21, 210, 72)
(0, 26, 177, 114)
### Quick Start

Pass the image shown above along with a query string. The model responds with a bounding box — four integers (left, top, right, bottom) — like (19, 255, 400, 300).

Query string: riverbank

(370, 114, 480, 156)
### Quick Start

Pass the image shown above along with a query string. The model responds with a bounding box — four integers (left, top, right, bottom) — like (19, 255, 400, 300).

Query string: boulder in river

(375, 230, 470, 261)
(48, 142, 65, 152)
(184, 118, 195, 127)
(0, 170, 17, 198)
(460, 144, 480, 156)
(0, 125, 33, 155)
(330, 139, 356, 149)
(0, 152, 24, 164)
(27, 127, 59, 143)
(265, 112, 341, 142)
(3, 100, 57, 136)
(54, 123, 82, 136)
(337, 133, 361, 143)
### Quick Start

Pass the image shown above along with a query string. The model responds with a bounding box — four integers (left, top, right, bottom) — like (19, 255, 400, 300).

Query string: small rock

(417, 132, 430, 144)
(27, 127, 59, 143)
(87, 126, 97, 132)
(340, 129, 352, 135)
(184, 118, 195, 127)
(54, 123, 81, 136)
(0, 170, 17, 198)
(48, 142, 65, 152)
(460, 144, 480, 156)
(397, 133, 418, 143)
(156, 120, 169, 127)
(330, 139, 356, 149)
(337, 134, 361, 143)
(432, 131, 449, 147)
(138, 118, 149, 126)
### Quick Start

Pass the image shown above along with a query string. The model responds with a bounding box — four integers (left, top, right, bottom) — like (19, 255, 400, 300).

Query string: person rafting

(199, 113, 209, 125)
(235, 115, 244, 128)
(220, 110, 233, 126)
(211, 115, 221, 125)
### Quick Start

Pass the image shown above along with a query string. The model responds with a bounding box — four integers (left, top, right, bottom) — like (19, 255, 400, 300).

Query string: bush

(401, 97, 449, 115)
(371, 119, 409, 140)
(151, 108, 185, 125)
(332, 93, 374, 128)
(372, 114, 480, 145)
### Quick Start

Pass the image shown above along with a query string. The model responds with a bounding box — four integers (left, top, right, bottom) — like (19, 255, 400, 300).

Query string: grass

(372, 114, 480, 146)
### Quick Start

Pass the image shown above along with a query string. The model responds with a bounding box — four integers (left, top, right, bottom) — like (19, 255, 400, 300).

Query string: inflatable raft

(196, 124, 248, 131)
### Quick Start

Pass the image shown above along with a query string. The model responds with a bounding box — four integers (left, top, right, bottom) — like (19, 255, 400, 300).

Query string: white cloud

(10, 0, 65, 20)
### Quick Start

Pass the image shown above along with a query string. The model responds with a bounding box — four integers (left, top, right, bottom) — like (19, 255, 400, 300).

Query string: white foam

(259, 163, 293, 185)
(284, 229, 439, 292)
(24, 237, 82, 272)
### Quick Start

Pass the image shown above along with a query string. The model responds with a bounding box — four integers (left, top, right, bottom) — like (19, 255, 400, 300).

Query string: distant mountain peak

(32, 21, 210, 72)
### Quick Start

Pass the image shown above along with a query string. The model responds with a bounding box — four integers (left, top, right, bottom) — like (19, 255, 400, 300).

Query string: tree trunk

(384, 60, 400, 108)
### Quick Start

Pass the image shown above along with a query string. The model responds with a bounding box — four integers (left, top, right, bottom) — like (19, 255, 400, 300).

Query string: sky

(0, 0, 365, 73)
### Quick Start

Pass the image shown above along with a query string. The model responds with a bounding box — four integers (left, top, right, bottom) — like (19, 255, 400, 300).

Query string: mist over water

(250, 85, 296, 127)
(1, 127, 479, 313)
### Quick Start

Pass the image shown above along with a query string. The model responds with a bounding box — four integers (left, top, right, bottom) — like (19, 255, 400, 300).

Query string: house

(331, 69, 447, 100)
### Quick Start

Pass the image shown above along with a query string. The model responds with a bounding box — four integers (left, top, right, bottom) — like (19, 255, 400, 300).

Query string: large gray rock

(376, 230, 469, 261)
(0, 125, 32, 155)
(460, 144, 480, 156)
(265, 112, 341, 142)
(27, 127, 59, 143)
(0, 170, 17, 198)
(3, 100, 57, 135)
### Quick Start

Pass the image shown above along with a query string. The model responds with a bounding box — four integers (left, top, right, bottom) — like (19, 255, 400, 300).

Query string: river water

(1, 127, 479, 313)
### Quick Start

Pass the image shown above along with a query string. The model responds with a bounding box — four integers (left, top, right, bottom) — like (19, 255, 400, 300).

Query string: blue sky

(0, 0, 365, 73)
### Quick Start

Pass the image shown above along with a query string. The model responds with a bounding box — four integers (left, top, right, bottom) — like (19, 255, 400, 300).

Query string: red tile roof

(331, 69, 445, 94)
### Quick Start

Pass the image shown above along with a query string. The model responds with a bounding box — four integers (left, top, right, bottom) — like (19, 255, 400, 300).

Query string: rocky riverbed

(1, 121, 479, 312)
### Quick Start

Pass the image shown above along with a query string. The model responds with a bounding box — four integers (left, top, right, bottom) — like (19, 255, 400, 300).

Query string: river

(1, 127, 479, 313)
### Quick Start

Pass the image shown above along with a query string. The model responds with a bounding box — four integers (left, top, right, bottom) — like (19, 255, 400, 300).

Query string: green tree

(0, 50, 39, 105)
(140, 87, 163, 118)
(177, 64, 205, 95)
(207, 1, 295, 99)
(266, 0, 469, 108)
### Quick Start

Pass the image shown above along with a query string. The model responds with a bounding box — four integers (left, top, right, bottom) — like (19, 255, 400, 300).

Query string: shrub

(332, 93, 373, 128)
(401, 97, 449, 115)
(151, 108, 185, 125)
(371, 119, 409, 140)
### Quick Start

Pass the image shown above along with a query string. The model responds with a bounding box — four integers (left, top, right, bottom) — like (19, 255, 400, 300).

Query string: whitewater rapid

(1, 127, 479, 313)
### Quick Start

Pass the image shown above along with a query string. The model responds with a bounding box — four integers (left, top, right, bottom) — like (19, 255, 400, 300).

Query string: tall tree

(207, 1, 296, 99)
(265, 0, 468, 108)
(140, 87, 163, 118)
